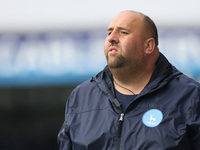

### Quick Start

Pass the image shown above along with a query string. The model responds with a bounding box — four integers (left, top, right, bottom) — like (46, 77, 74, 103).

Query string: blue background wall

(0, 27, 199, 88)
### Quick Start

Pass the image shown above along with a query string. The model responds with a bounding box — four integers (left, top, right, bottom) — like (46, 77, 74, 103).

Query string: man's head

(104, 10, 159, 73)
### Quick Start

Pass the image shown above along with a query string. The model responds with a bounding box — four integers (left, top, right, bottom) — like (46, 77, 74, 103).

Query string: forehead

(108, 11, 144, 30)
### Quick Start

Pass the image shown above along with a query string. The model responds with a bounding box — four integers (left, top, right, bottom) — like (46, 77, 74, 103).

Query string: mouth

(108, 47, 118, 55)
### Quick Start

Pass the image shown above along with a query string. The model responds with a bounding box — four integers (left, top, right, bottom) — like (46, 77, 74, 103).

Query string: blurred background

(0, 0, 200, 149)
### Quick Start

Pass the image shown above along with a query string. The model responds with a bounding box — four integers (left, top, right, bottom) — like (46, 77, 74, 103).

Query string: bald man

(58, 11, 200, 150)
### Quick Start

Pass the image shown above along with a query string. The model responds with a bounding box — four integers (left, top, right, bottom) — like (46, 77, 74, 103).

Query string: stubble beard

(106, 53, 146, 79)
(106, 54, 128, 69)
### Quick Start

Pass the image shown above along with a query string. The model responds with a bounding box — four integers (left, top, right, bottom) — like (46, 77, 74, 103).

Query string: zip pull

(117, 113, 124, 150)
(119, 113, 124, 121)
(118, 113, 124, 138)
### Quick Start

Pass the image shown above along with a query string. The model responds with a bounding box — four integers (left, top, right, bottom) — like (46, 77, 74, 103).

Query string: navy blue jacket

(58, 53, 200, 150)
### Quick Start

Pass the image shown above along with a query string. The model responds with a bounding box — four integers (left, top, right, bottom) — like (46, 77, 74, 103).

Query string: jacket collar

(148, 52, 173, 84)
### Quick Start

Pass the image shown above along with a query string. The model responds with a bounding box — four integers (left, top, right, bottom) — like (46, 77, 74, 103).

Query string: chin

(108, 63, 124, 69)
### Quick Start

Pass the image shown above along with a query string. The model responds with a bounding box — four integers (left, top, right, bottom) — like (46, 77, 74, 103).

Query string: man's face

(104, 11, 147, 71)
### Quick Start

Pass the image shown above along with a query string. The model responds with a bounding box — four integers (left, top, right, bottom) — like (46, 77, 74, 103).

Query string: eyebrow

(107, 26, 131, 32)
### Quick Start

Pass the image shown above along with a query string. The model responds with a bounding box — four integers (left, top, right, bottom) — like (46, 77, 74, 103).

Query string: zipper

(113, 98, 124, 150)
(102, 78, 125, 150)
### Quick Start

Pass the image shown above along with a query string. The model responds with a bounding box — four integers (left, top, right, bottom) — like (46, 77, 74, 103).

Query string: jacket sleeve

(189, 92, 200, 150)
(57, 121, 71, 150)
(57, 95, 73, 150)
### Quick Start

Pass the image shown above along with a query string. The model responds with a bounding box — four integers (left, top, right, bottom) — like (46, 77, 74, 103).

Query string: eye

(121, 31, 128, 35)
(107, 32, 112, 36)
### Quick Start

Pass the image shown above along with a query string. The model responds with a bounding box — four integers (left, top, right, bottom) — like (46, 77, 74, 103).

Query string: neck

(114, 80, 136, 95)
(111, 65, 155, 95)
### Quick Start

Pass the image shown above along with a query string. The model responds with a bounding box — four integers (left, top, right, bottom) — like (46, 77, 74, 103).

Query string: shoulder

(74, 77, 99, 92)
(67, 76, 104, 104)
(178, 73, 200, 91)
(65, 75, 112, 114)
(166, 67, 200, 108)
(70, 79, 97, 97)
(171, 66, 200, 89)
(172, 71, 200, 111)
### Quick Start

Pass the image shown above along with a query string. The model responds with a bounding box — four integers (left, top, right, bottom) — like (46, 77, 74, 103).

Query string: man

(58, 10, 200, 150)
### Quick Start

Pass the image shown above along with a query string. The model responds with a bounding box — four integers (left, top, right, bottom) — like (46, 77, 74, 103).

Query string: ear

(144, 38, 155, 54)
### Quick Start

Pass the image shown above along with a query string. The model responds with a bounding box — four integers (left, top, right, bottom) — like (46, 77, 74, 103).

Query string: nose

(106, 31, 119, 45)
